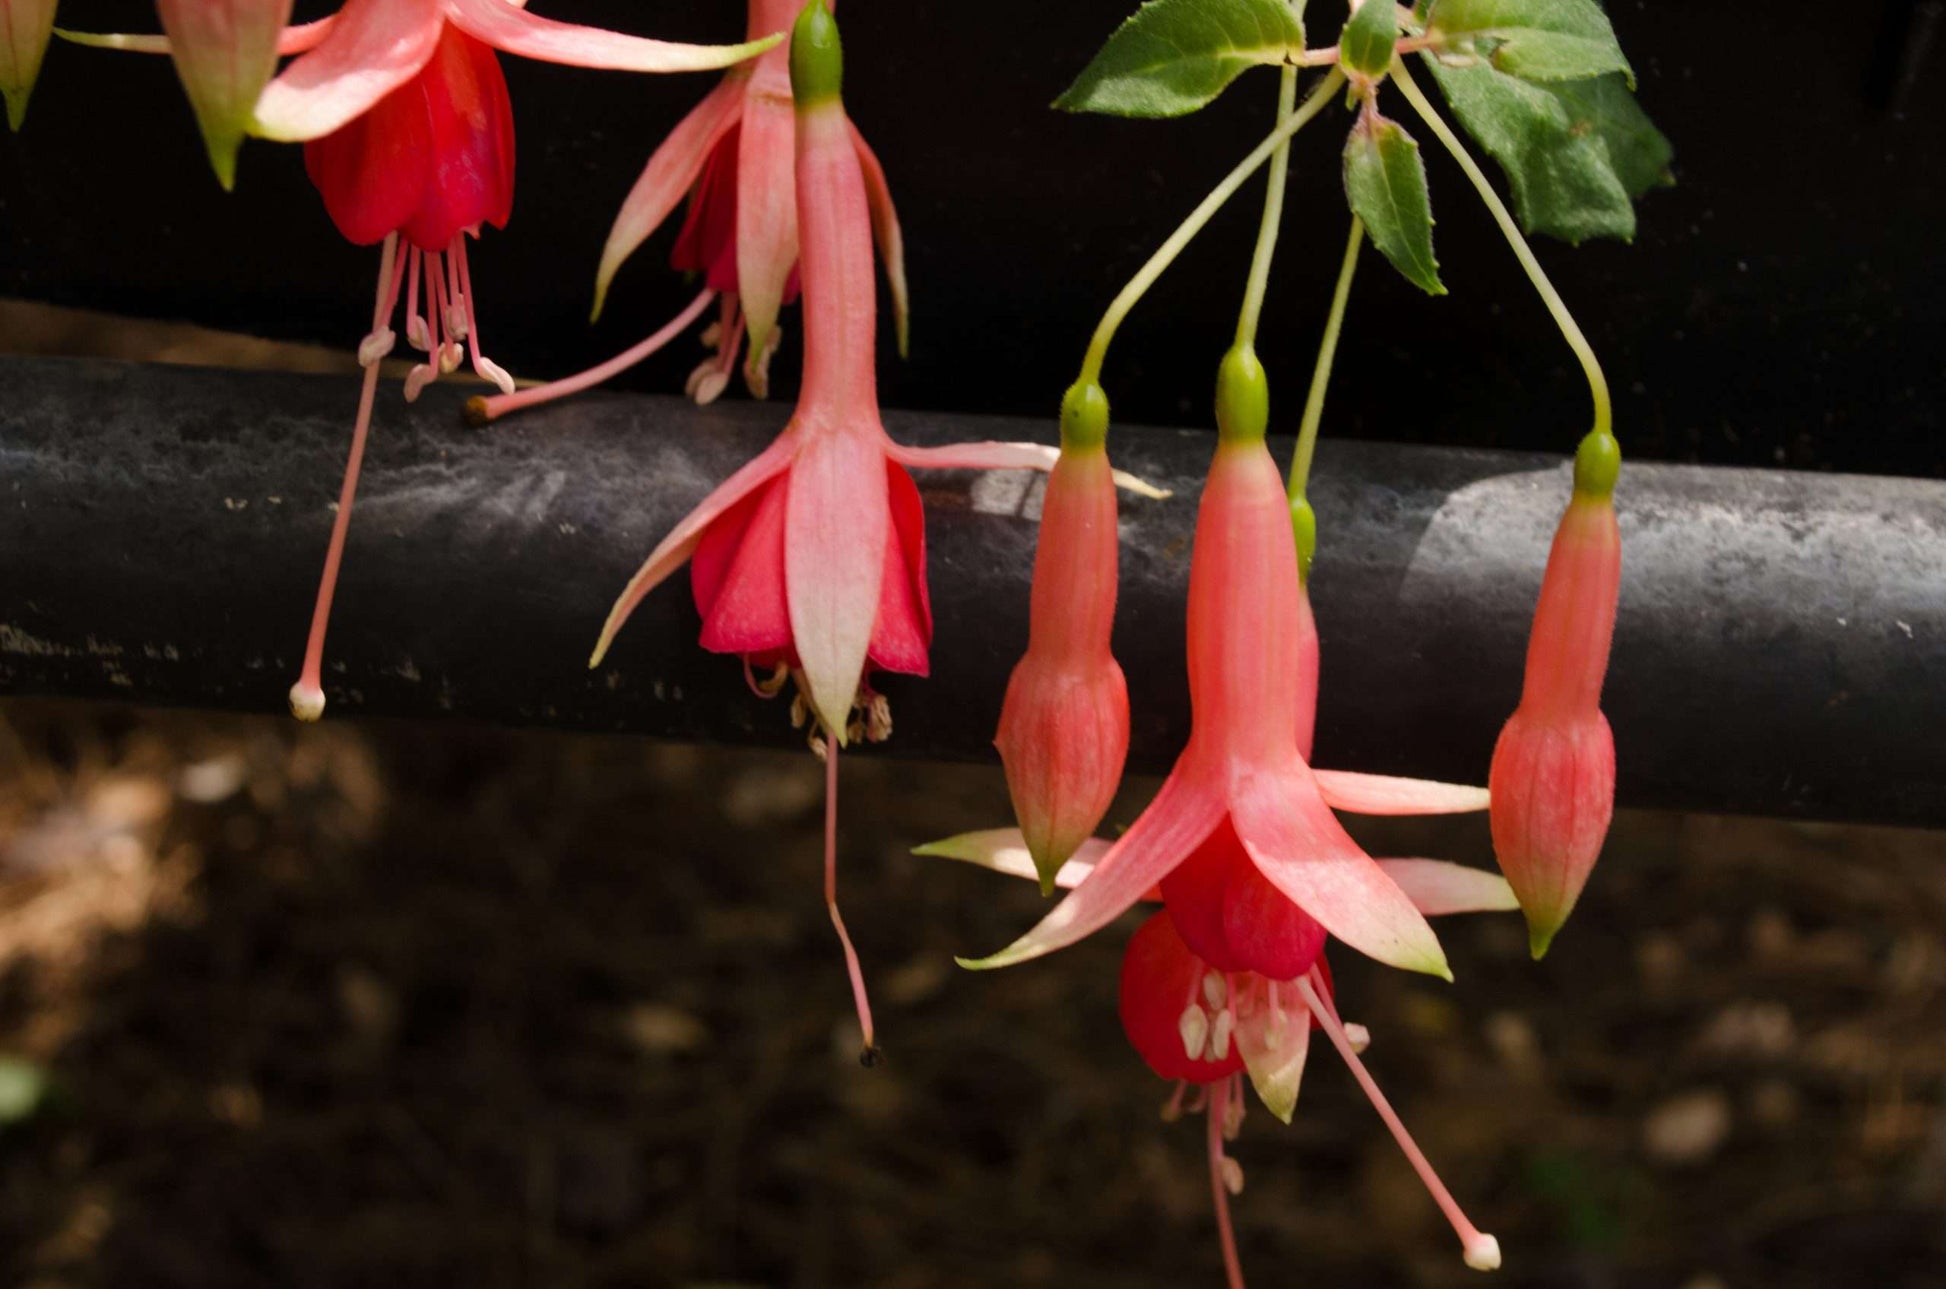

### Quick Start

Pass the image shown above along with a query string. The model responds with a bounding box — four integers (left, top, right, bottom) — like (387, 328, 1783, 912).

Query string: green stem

(1234, 64, 1298, 351)
(1388, 56, 1613, 441)
(1288, 215, 1364, 505)
(1077, 67, 1346, 388)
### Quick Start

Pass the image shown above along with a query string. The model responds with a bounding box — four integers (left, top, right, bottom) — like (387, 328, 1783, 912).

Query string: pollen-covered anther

(1218, 1155, 1245, 1197)
(1178, 1003, 1210, 1062)
(404, 363, 438, 401)
(1201, 970, 1227, 1010)
(1345, 1022, 1373, 1053)
(357, 328, 396, 367)
(439, 341, 463, 375)
(1210, 1007, 1235, 1062)
(476, 356, 515, 396)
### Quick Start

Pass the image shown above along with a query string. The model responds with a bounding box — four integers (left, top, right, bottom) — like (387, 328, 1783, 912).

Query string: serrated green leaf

(1423, 0, 1631, 83)
(1055, 0, 1306, 118)
(1344, 115, 1444, 294)
(1426, 56, 1670, 243)
(1339, 0, 1399, 78)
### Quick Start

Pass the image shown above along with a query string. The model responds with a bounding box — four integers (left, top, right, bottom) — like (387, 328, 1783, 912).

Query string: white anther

(1210, 1008, 1235, 1061)
(1219, 1156, 1245, 1196)
(439, 341, 462, 374)
(404, 363, 437, 402)
(446, 302, 469, 339)
(1345, 1022, 1372, 1053)
(406, 314, 432, 351)
(1202, 971, 1227, 1009)
(687, 360, 731, 406)
(475, 355, 515, 396)
(1178, 1005, 1210, 1062)
(358, 328, 396, 367)
(1464, 1234, 1501, 1271)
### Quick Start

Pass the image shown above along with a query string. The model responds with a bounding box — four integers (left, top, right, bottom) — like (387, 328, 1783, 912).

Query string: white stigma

(1464, 1234, 1502, 1271)
(287, 680, 324, 723)
(1178, 1004, 1210, 1062)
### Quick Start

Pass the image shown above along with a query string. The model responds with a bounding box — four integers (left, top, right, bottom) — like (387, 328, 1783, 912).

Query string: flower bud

(996, 390, 1129, 892)
(1489, 431, 1622, 957)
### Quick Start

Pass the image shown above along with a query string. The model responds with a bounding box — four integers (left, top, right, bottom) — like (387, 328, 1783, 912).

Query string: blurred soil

(0, 699, 1943, 1289)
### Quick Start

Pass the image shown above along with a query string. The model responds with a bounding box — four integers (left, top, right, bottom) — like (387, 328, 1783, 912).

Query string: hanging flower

(1489, 429, 1622, 956)
(993, 379, 1130, 890)
(466, 0, 907, 422)
(958, 347, 1489, 981)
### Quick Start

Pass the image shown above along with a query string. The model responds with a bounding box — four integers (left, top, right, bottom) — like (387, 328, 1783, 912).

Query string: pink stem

(1296, 972, 1500, 1271)
(468, 287, 717, 424)
(824, 733, 878, 1063)
(1207, 1079, 1247, 1289)
(290, 236, 400, 721)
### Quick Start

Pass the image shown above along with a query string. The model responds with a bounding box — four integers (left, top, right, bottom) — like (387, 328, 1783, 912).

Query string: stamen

(686, 294, 746, 405)
(823, 734, 879, 1065)
(1219, 1156, 1245, 1196)
(1206, 1079, 1248, 1289)
(405, 250, 445, 401)
(452, 237, 513, 396)
(1202, 971, 1227, 1010)
(1345, 1022, 1372, 1053)
(289, 234, 400, 723)
(356, 248, 411, 367)
(1161, 1080, 1190, 1124)
(1224, 1071, 1246, 1140)
(444, 245, 467, 339)
(404, 247, 429, 351)
(1296, 972, 1501, 1272)
(864, 690, 892, 743)
(1210, 1006, 1235, 1062)
(467, 288, 716, 426)
(1179, 1004, 1210, 1062)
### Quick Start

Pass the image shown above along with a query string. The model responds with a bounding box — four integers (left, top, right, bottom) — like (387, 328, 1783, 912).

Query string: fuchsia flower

(591, 0, 906, 403)
(238, 0, 775, 721)
(589, 2, 1054, 743)
(1, 0, 58, 129)
(961, 348, 1491, 981)
(588, 0, 1061, 1058)
(993, 379, 1130, 891)
(1489, 430, 1622, 957)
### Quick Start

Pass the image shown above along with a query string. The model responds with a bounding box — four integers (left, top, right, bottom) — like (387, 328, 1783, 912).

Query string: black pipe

(2, 356, 1942, 827)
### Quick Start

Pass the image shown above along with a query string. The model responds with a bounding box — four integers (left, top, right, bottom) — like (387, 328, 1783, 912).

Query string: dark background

(3, 1, 1943, 476)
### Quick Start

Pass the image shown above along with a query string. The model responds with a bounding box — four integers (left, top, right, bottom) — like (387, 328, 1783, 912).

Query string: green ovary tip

(790, 0, 843, 106)
(1215, 345, 1269, 444)
(1060, 379, 1110, 452)
(1574, 429, 1622, 499)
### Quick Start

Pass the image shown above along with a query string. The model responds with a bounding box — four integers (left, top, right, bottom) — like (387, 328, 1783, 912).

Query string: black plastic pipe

(2, 356, 1942, 827)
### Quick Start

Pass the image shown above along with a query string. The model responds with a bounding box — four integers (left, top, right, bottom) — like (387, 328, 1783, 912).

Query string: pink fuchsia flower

(993, 379, 1131, 891)
(1489, 430, 1622, 957)
(588, 2, 1062, 743)
(1, 0, 58, 129)
(469, 0, 908, 421)
(960, 347, 1489, 982)
(249, 0, 774, 723)
(926, 834, 1512, 1279)
(588, 0, 1070, 1060)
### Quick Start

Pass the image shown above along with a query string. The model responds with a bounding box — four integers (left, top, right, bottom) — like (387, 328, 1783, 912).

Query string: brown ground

(1, 698, 1943, 1289)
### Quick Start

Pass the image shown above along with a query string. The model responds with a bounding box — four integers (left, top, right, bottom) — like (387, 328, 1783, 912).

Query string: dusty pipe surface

(2, 357, 1942, 826)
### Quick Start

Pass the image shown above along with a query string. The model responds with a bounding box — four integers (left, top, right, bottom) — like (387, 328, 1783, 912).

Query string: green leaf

(1344, 115, 1444, 294)
(1055, 0, 1306, 118)
(1425, 56, 1671, 243)
(1423, 0, 1631, 84)
(1339, 0, 1399, 79)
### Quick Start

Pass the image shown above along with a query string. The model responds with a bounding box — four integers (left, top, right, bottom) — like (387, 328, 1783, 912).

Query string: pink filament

(1295, 971, 1497, 1266)
(824, 734, 878, 1062)
(470, 287, 717, 423)
(290, 233, 400, 720)
(1206, 1078, 1247, 1289)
